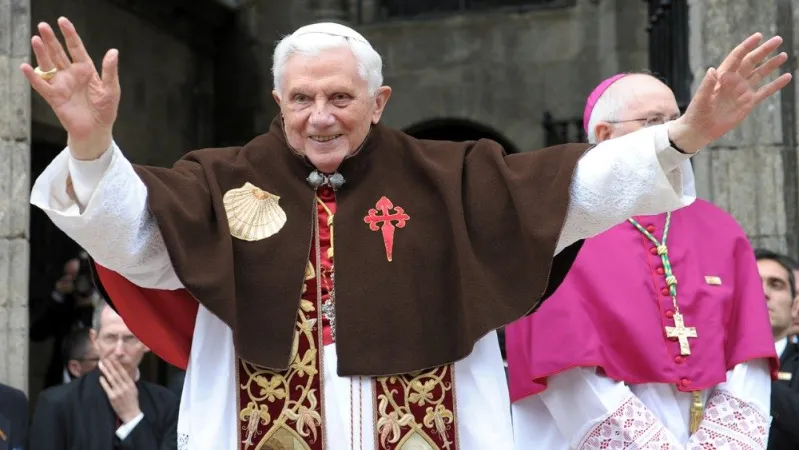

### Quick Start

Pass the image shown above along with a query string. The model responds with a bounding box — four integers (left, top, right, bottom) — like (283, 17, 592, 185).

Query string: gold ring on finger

(34, 66, 58, 81)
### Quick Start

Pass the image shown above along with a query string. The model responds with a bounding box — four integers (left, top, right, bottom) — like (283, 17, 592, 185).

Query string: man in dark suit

(755, 249, 799, 450)
(29, 299, 178, 450)
(0, 383, 28, 450)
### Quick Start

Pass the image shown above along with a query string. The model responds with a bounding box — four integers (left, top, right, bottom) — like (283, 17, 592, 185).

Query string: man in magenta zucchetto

(506, 72, 779, 449)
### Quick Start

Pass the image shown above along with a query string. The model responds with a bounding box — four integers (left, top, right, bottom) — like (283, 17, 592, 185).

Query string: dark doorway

(28, 131, 84, 400)
(403, 118, 520, 154)
(29, 138, 81, 302)
(647, 0, 691, 111)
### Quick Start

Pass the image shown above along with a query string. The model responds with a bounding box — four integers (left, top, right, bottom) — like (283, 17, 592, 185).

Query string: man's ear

(371, 86, 392, 124)
(593, 122, 613, 143)
(67, 360, 82, 378)
(89, 328, 100, 353)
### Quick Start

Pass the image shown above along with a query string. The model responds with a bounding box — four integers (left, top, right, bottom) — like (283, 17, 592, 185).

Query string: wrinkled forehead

(99, 307, 133, 335)
(282, 46, 366, 93)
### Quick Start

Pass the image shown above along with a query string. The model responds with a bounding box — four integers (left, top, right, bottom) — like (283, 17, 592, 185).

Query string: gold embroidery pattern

(374, 365, 459, 450)
(237, 293, 323, 450)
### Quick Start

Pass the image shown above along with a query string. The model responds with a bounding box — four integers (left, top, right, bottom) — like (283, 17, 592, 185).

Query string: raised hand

(668, 33, 792, 153)
(20, 17, 120, 160)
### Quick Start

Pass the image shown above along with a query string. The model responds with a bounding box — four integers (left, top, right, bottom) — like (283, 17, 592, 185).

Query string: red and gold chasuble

(236, 187, 459, 450)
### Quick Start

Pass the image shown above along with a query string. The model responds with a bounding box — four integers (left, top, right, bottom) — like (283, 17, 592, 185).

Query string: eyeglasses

(607, 115, 678, 128)
(99, 333, 140, 348)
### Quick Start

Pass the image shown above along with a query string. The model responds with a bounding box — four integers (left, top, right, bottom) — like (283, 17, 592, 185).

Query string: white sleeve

(687, 359, 772, 449)
(716, 359, 772, 415)
(556, 124, 696, 254)
(29, 143, 184, 290)
(115, 412, 145, 440)
(537, 367, 683, 449)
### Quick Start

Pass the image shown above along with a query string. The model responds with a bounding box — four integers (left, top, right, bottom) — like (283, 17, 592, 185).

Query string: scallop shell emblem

(223, 182, 287, 241)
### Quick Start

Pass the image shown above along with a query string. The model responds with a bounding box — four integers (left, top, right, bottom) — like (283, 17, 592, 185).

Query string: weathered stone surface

(688, 0, 792, 255)
(0, 0, 28, 392)
(0, 140, 30, 240)
(351, 0, 648, 151)
(689, 0, 782, 148)
(0, 238, 29, 390)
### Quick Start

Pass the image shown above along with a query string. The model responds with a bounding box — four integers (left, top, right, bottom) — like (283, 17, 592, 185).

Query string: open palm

(21, 18, 119, 150)
(682, 33, 791, 146)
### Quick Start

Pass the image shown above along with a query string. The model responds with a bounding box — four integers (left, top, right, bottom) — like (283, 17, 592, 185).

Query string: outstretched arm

(556, 123, 694, 254)
(30, 143, 186, 290)
(558, 32, 792, 253)
(24, 17, 191, 290)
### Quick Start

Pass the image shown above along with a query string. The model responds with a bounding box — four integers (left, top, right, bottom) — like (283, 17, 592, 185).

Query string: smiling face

(273, 46, 391, 174)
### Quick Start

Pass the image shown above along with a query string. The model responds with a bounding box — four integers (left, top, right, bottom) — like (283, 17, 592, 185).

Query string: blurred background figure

(30, 251, 98, 389)
(61, 328, 100, 382)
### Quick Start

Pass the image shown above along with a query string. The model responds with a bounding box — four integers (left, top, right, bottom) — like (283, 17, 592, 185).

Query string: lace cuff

(575, 394, 683, 450)
(688, 390, 771, 449)
(178, 432, 189, 450)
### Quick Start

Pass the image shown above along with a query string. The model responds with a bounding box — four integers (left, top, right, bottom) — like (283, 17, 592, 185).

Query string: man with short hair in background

(61, 327, 99, 381)
(754, 249, 799, 450)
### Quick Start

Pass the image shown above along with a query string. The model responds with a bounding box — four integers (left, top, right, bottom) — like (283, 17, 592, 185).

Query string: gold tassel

(689, 391, 703, 434)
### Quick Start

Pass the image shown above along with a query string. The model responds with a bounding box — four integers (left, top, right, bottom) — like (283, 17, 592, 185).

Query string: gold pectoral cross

(665, 312, 697, 355)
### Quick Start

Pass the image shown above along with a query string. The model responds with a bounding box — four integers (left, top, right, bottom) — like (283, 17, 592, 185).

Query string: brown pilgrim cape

(91, 116, 590, 376)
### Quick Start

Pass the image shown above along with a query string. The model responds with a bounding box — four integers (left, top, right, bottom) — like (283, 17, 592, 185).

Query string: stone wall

(357, 0, 649, 150)
(687, 0, 794, 254)
(0, 0, 31, 392)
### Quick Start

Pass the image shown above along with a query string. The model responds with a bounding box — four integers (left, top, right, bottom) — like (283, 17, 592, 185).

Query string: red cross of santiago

(363, 196, 410, 262)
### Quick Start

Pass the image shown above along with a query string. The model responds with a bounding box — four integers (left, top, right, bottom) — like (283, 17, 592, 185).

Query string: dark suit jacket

(28, 369, 178, 450)
(0, 384, 28, 450)
(768, 341, 799, 450)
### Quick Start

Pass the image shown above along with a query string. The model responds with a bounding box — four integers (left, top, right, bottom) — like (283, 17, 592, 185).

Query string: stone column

(688, 0, 796, 255)
(0, 0, 31, 393)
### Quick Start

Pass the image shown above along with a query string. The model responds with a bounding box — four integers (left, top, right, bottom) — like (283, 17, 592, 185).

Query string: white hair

(272, 22, 384, 98)
(586, 79, 633, 144)
(586, 72, 660, 143)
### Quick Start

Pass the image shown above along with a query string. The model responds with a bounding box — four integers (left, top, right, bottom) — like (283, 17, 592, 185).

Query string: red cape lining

(94, 263, 197, 370)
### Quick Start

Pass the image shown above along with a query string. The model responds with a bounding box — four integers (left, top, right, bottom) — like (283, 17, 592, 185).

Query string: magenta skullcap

(583, 73, 628, 133)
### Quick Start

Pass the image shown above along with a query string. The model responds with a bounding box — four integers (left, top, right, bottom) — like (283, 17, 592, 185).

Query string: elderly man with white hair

(26, 16, 789, 450)
(505, 71, 781, 450)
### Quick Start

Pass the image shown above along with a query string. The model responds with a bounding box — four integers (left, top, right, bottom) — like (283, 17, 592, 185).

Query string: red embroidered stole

(237, 189, 458, 449)
(374, 367, 458, 449)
